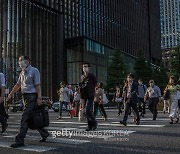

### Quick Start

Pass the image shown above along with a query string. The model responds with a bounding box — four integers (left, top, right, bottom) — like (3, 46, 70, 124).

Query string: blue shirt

(17, 65, 40, 94)
(138, 84, 147, 98)
(145, 85, 161, 98)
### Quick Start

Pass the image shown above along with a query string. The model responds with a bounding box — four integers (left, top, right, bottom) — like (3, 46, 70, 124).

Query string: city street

(0, 108, 179, 154)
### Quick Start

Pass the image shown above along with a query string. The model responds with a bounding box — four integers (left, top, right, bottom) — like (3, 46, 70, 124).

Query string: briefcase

(28, 107, 49, 130)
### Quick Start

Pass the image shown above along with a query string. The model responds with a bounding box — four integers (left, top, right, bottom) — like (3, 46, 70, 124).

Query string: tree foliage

(106, 49, 128, 90)
(170, 46, 180, 80)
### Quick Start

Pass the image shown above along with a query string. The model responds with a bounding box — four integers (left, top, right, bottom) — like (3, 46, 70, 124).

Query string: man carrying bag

(7, 56, 49, 148)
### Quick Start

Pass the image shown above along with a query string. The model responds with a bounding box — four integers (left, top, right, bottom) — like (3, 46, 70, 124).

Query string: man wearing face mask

(120, 73, 140, 126)
(80, 62, 97, 131)
(6, 56, 49, 148)
(144, 80, 161, 120)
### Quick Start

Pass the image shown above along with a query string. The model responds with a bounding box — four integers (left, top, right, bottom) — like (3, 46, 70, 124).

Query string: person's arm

(144, 88, 148, 102)
(7, 84, 21, 101)
(0, 87, 5, 103)
(35, 84, 42, 106)
(0, 73, 5, 103)
(33, 68, 42, 105)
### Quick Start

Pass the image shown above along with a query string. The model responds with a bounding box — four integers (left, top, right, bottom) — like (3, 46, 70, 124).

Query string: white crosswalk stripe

(0, 116, 169, 152)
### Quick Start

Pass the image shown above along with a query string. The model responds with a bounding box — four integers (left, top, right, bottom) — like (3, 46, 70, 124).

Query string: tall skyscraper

(0, 0, 64, 99)
(160, 0, 180, 49)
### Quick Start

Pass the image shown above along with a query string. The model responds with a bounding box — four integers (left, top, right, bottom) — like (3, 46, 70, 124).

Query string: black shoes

(120, 121, 127, 126)
(85, 122, 97, 131)
(85, 127, 92, 131)
(1, 123, 8, 133)
(136, 120, 140, 125)
(10, 143, 25, 148)
(175, 118, 179, 123)
(39, 133, 49, 142)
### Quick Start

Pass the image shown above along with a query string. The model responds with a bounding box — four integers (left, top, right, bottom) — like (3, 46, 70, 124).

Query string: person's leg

(152, 98, 158, 120)
(15, 94, 36, 145)
(37, 128, 49, 142)
(131, 103, 140, 123)
(75, 101, 80, 116)
(122, 103, 131, 123)
(163, 100, 167, 113)
(137, 98, 142, 113)
(93, 102, 98, 118)
(0, 103, 8, 133)
(141, 98, 146, 115)
(59, 101, 63, 117)
(148, 99, 153, 114)
(99, 104, 107, 119)
(169, 97, 178, 119)
(86, 97, 97, 130)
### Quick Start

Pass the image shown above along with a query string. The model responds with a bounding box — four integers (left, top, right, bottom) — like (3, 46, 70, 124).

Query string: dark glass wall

(64, 0, 161, 62)
(0, 0, 64, 100)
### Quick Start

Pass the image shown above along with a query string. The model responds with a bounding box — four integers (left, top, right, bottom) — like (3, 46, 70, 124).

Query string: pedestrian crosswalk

(0, 111, 170, 153)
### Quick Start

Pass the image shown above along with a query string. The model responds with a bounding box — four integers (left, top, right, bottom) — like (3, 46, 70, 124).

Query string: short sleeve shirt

(17, 65, 40, 94)
(59, 87, 69, 102)
(0, 73, 5, 88)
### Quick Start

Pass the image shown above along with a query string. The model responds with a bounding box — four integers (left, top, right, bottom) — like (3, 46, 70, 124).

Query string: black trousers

(85, 96, 97, 128)
(123, 101, 140, 123)
(15, 93, 49, 144)
(0, 102, 8, 126)
(116, 102, 123, 114)
(148, 97, 159, 119)
(138, 98, 146, 114)
(94, 102, 107, 118)
(75, 101, 80, 116)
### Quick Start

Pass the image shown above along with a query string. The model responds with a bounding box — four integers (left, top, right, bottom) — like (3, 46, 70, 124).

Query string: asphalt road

(0, 108, 180, 154)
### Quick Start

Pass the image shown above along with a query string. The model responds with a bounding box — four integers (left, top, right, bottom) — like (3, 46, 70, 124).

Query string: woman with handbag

(163, 85, 171, 114)
(94, 82, 107, 121)
(115, 85, 123, 116)
(165, 76, 180, 124)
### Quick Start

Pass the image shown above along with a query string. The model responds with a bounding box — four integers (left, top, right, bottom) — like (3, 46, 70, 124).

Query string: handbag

(28, 106, 49, 130)
(163, 90, 170, 100)
(103, 94, 109, 104)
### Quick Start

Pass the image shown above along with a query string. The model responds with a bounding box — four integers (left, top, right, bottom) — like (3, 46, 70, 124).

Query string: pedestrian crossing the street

(0, 111, 170, 153)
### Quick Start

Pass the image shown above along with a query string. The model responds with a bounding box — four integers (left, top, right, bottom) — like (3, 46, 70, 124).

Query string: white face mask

(83, 67, 89, 73)
(19, 60, 27, 69)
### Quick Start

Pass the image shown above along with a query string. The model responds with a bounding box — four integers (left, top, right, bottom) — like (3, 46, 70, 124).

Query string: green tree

(170, 46, 180, 79)
(134, 50, 152, 85)
(152, 65, 168, 91)
(106, 49, 128, 90)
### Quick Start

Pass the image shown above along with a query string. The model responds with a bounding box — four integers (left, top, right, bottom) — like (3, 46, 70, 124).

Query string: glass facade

(0, 0, 64, 99)
(64, 0, 161, 61)
(65, 0, 161, 84)
(160, 0, 180, 49)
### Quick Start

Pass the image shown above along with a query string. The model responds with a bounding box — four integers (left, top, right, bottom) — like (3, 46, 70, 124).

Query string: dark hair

(60, 81, 66, 85)
(149, 79, 155, 83)
(83, 62, 90, 67)
(99, 82, 103, 88)
(168, 76, 177, 85)
(19, 55, 30, 61)
(127, 73, 134, 79)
